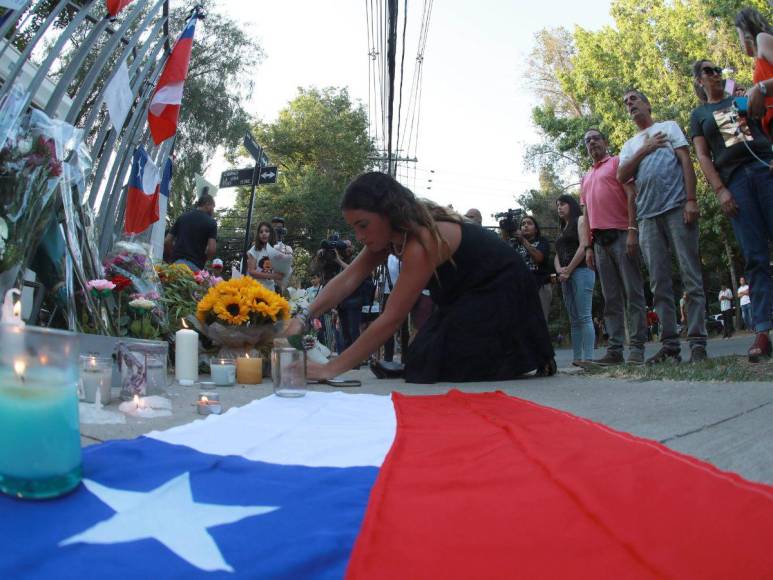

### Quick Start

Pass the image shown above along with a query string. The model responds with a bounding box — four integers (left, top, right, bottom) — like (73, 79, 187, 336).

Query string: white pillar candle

(175, 327, 198, 385)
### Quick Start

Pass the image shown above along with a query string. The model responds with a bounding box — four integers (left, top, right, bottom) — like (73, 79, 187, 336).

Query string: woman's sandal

(748, 332, 771, 363)
(536, 358, 557, 377)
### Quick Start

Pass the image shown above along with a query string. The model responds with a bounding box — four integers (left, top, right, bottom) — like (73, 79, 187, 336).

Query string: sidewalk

(81, 362, 773, 486)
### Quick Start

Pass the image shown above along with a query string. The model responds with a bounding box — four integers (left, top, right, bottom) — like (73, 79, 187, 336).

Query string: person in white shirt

(718, 284, 735, 339)
(737, 276, 752, 331)
(246, 222, 284, 291)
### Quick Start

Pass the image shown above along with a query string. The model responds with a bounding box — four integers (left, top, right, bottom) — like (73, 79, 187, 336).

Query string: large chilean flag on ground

(2, 391, 773, 578)
(148, 13, 198, 145)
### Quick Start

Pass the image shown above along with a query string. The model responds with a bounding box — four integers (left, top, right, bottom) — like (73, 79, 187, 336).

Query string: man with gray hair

(618, 89, 707, 363)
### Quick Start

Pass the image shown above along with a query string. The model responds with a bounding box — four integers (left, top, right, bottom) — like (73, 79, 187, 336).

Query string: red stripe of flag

(347, 391, 773, 579)
(106, 0, 135, 17)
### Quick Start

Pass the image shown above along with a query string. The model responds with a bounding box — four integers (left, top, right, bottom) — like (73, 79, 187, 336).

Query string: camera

(494, 208, 525, 237)
(320, 234, 348, 253)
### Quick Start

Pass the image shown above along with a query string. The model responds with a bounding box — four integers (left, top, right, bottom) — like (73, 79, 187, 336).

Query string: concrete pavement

(80, 346, 773, 486)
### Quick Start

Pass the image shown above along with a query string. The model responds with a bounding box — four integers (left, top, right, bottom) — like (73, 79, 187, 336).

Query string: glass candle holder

(197, 391, 222, 415)
(0, 323, 82, 499)
(210, 358, 236, 386)
(79, 354, 112, 405)
(271, 347, 306, 398)
(118, 341, 168, 400)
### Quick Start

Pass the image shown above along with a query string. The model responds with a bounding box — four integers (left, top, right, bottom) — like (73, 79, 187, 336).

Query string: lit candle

(210, 358, 236, 386)
(1, 289, 24, 326)
(236, 354, 262, 384)
(0, 326, 82, 499)
(79, 355, 112, 405)
(197, 392, 222, 415)
(175, 320, 198, 385)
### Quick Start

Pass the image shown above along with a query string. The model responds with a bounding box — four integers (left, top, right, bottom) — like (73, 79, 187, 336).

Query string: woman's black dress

(405, 222, 554, 383)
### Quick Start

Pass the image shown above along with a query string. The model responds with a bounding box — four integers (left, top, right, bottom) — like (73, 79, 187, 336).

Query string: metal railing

(0, 0, 175, 255)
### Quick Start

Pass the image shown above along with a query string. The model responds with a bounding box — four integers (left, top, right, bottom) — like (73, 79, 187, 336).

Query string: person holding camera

(287, 171, 555, 383)
(246, 221, 284, 291)
(310, 237, 364, 351)
(618, 88, 707, 364)
(512, 215, 551, 323)
(736, 8, 773, 136)
(690, 59, 773, 361)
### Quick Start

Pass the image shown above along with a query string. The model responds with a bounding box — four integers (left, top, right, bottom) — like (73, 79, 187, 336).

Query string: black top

(554, 221, 583, 269)
(514, 237, 551, 286)
(689, 97, 773, 184)
(170, 209, 217, 269)
(405, 222, 553, 383)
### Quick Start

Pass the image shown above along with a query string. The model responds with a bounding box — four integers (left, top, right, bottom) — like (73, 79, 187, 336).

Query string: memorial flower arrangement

(155, 263, 218, 334)
(195, 277, 290, 358)
(0, 93, 66, 296)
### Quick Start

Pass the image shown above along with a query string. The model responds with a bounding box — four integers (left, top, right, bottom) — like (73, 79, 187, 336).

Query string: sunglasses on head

(701, 66, 722, 77)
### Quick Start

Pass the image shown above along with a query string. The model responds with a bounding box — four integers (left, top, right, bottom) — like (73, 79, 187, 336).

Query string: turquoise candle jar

(0, 323, 82, 499)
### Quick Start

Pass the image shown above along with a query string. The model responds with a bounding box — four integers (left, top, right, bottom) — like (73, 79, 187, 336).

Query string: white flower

(129, 298, 155, 310)
(17, 137, 33, 155)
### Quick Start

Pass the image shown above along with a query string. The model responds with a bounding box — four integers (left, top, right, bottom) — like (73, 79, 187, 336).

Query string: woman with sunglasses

(735, 8, 773, 135)
(689, 59, 773, 361)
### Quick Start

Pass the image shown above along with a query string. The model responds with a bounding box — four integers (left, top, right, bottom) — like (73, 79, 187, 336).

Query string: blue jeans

(727, 163, 773, 332)
(561, 267, 596, 361)
(741, 303, 753, 330)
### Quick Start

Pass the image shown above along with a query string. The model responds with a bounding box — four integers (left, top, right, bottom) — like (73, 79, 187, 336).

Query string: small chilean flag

(106, 0, 135, 17)
(124, 146, 161, 235)
(147, 13, 199, 145)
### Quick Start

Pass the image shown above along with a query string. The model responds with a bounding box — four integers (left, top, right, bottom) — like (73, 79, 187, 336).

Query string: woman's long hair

(691, 59, 712, 103)
(341, 172, 462, 260)
(735, 8, 773, 43)
(556, 194, 581, 242)
(253, 221, 275, 250)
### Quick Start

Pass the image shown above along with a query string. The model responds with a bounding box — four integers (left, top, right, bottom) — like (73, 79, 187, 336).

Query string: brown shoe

(593, 351, 624, 366)
(748, 333, 771, 363)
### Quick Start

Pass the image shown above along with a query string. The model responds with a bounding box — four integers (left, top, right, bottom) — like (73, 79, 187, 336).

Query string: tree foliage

(222, 87, 374, 260)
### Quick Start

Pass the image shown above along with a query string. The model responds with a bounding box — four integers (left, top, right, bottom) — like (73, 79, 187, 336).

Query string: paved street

(81, 334, 773, 488)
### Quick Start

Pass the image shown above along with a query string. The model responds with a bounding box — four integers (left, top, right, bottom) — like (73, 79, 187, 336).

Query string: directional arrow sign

(257, 167, 277, 184)
(219, 166, 278, 188)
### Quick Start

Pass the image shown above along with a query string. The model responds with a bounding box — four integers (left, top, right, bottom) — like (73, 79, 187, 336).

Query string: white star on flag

(61, 473, 278, 572)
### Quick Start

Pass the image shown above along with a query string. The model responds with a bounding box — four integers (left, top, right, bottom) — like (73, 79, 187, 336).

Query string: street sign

(219, 166, 278, 188)
(243, 132, 270, 166)
(257, 167, 277, 184)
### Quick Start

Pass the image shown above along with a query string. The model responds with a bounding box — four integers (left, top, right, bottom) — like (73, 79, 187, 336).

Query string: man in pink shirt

(581, 128, 648, 365)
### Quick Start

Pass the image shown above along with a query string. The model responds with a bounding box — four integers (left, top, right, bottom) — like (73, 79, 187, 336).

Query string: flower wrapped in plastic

(102, 239, 167, 338)
(0, 86, 71, 295)
(196, 276, 291, 358)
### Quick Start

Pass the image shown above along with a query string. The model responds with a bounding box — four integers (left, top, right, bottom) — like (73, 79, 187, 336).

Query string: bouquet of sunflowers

(195, 277, 291, 357)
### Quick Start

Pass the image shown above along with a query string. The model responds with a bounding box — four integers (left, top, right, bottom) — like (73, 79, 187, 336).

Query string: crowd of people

(163, 7, 772, 382)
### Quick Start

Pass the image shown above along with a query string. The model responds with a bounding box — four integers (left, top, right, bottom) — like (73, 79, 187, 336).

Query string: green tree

(223, 87, 374, 256)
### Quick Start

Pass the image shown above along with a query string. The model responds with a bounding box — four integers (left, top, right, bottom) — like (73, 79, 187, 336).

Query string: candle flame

(181, 319, 189, 330)
(12, 300, 21, 319)
(201, 396, 209, 403)
(133, 394, 146, 410)
(13, 359, 26, 377)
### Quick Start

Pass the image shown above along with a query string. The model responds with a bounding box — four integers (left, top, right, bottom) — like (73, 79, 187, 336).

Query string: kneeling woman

(288, 172, 555, 383)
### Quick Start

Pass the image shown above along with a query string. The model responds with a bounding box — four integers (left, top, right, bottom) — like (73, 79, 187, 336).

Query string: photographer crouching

(498, 209, 552, 323)
(310, 234, 365, 352)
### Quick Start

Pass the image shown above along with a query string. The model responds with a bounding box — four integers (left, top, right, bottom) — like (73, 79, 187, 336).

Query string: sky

(206, 0, 613, 227)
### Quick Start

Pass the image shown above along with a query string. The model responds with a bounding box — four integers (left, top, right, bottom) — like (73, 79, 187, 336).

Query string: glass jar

(271, 347, 306, 398)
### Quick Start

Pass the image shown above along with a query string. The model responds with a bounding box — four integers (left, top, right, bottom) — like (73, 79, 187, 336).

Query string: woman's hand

(717, 187, 738, 218)
(306, 359, 334, 381)
(558, 266, 571, 283)
(283, 317, 304, 337)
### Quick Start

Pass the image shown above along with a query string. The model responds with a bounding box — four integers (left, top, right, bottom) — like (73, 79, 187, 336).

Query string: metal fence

(0, 0, 176, 255)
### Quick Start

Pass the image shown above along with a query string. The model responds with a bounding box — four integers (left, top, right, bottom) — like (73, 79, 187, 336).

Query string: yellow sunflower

(213, 294, 251, 325)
